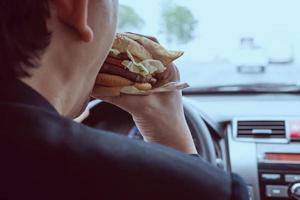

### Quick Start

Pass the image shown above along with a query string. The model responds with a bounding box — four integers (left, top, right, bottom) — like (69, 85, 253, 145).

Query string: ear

(52, 0, 94, 42)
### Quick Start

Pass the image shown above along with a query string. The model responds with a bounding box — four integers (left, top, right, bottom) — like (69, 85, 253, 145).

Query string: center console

(227, 118, 300, 200)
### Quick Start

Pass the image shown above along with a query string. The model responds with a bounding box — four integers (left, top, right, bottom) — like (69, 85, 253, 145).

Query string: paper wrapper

(93, 82, 189, 98)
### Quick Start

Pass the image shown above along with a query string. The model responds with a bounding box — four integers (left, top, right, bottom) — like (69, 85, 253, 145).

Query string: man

(0, 0, 248, 199)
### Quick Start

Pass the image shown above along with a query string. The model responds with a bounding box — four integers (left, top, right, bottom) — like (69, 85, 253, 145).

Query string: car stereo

(259, 162, 300, 199)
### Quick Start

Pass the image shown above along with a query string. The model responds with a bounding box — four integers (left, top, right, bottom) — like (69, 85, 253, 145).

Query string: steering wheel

(183, 98, 217, 165)
(83, 98, 217, 165)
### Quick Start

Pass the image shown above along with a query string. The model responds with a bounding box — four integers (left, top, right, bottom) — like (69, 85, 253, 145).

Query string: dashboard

(184, 94, 300, 200)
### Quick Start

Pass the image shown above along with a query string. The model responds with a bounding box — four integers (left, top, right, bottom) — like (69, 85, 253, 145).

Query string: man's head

(0, 0, 118, 117)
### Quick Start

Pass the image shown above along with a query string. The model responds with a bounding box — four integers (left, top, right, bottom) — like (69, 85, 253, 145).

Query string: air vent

(237, 120, 286, 138)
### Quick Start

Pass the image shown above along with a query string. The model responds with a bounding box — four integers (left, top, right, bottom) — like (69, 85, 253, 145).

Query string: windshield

(118, 0, 300, 89)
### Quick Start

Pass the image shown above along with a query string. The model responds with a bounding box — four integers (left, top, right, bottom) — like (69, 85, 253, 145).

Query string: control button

(266, 185, 289, 198)
(247, 186, 254, 200)
(261, 173, 281, 182)
(285, 174, 300, 183)
(289, 183, 300, 200)
(290, 132, 300, 140)
(289, 121, 300, 140)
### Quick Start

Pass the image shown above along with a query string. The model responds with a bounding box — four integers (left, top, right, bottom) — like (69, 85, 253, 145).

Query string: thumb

(100, 96, 118, 104)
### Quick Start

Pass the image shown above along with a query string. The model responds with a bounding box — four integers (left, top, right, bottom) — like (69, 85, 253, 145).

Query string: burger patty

(100, 63, 157, 85)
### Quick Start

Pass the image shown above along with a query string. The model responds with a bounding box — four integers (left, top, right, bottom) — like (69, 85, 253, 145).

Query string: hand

(93, 35, 197, 154)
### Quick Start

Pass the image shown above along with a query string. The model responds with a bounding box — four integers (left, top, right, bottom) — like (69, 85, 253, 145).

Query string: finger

(92, 85, 122, 99)
(96, 91, 130, 104)
(155, 63, 179, 82)
(100, 94, 145, 114)
(99, 95, 126, 109)
(168, 63, 180, 81)
(174, 64, 181, 81)
(99, 96, 113, 103)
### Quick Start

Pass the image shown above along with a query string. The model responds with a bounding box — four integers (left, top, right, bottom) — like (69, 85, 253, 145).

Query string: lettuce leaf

(109, 48, 121, 57)
(122, 50, 166, 76)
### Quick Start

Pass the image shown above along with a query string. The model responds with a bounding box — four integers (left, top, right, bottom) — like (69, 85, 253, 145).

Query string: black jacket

(0, 79, 249, 200)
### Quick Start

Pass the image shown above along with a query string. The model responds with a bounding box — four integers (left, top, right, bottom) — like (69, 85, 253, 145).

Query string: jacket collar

(0, 78, 58, 114)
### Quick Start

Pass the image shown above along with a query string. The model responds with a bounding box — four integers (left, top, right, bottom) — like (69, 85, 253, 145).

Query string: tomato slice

(105, 56, 125, 68)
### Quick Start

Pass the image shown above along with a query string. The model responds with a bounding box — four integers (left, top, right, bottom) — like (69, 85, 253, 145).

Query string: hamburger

(94, 33, 183, 96)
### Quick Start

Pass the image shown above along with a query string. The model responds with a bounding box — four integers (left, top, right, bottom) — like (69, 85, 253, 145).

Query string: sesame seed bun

(133, 83, 152, 91)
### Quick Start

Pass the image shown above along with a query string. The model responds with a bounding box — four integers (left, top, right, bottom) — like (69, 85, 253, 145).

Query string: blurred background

(118, 0, 300, 88)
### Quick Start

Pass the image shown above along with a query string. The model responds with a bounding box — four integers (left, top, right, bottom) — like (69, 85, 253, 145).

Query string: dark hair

(0, 0, 51, 80)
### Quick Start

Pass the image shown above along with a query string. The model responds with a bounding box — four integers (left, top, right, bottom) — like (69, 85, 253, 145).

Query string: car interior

(83, 1, 300, 199)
